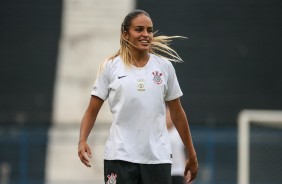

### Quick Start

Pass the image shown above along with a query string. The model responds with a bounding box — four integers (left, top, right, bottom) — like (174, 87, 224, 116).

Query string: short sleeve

(90, 61, 111, 100)
(164, 62, 183, 101)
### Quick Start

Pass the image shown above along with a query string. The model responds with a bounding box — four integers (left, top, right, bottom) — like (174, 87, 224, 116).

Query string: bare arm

(78, 95, 104, 167)
(167, 98, 198, 182)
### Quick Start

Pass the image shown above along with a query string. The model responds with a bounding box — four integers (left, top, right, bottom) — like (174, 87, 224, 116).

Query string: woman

(78, 9, 198, 184)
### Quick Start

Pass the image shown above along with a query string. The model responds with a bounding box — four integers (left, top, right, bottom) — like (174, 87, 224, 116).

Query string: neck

(132, 51, 150, 67)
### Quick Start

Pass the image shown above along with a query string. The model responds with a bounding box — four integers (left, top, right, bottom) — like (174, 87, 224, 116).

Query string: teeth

(140, 40, 149, 43)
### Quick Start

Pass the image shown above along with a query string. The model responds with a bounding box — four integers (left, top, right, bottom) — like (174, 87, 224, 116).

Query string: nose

(142, 30, 149, 37)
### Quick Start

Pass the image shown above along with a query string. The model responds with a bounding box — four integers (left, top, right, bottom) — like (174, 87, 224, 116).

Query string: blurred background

(0, 0, 282, 184)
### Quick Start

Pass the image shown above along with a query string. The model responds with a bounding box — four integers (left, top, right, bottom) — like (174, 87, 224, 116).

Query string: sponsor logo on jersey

(137, 79, 145, 91)
(107, 173, 117, 184)
(152, 71, 163, 85)
(118, 75, 127, 79)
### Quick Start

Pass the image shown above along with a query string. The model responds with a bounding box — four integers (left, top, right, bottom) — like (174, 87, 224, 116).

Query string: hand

(184, 158, 198, 182)
(78, 141, 92, 167)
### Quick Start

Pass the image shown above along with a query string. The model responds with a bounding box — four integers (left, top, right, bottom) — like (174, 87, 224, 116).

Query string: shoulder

(150, 54, 169, 63)
(100, 56, 123, 71)
(105, 56, 122, 66)
(150, 54, 173, 65)
(150, 54, 175, 70)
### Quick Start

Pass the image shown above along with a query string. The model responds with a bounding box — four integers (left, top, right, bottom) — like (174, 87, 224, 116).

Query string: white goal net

(238, 110, 282, 184)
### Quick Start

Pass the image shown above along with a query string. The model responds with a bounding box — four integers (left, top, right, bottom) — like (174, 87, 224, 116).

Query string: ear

(123, 31, 129, 40)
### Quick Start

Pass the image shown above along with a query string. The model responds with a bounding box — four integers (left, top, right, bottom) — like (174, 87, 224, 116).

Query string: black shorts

(104, 160, 172, 184)
(171, 175, 185, 184)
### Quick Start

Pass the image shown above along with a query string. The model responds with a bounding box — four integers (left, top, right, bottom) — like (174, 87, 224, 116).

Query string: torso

(92, 54, 183, 164)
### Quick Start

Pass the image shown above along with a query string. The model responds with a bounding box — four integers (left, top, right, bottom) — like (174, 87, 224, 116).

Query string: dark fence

(0, 126, 48, 184)
(0, 125, 237, 184)
(137, 0, 282, 125)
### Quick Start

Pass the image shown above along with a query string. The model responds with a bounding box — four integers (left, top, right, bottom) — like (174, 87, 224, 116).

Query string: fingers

(184, 164, 189, 176)
(184, 159, 198, 182)
(187, 170, 197, 182)
(81, 152, 91, 167)
(86, 146, 92, 158)
(78, 143, 92, 167)
(78, 150, 91, 167)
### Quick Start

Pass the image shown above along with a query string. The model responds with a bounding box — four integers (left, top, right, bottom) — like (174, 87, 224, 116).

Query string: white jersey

(91, 54, 183, 164)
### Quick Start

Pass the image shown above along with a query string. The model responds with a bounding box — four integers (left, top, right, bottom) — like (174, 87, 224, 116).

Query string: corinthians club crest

(152, 71, 163, 85)
(107, 173, 117, 184)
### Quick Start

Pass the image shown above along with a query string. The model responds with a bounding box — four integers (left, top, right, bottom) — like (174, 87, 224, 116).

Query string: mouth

(139, 40, 150, 46)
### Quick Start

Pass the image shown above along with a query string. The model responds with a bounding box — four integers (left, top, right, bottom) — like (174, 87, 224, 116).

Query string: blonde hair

(108, 10, 185, 67)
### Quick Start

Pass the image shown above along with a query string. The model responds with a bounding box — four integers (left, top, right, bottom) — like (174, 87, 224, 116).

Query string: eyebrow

(134, 26, 153, 29)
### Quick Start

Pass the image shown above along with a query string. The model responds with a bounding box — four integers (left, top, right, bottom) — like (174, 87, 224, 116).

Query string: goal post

(238, 110, 282, 184)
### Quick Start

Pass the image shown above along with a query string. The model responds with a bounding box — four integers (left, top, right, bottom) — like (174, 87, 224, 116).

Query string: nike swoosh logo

(118, 75, 127, 79)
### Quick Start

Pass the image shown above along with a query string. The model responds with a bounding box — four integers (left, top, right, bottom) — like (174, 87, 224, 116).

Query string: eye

(148, 28, 153, 33)
(135, 27, 143, 32)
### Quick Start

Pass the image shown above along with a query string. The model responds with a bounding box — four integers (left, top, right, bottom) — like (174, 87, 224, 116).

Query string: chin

(138, 45, 150, 51)
(134, 47, 149, 52)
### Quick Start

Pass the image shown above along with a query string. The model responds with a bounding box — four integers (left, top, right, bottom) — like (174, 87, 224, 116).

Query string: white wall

(46, 1, 134, 183)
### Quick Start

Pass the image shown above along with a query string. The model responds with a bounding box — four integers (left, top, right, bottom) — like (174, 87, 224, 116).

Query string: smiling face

(123, 13, 153, 53)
